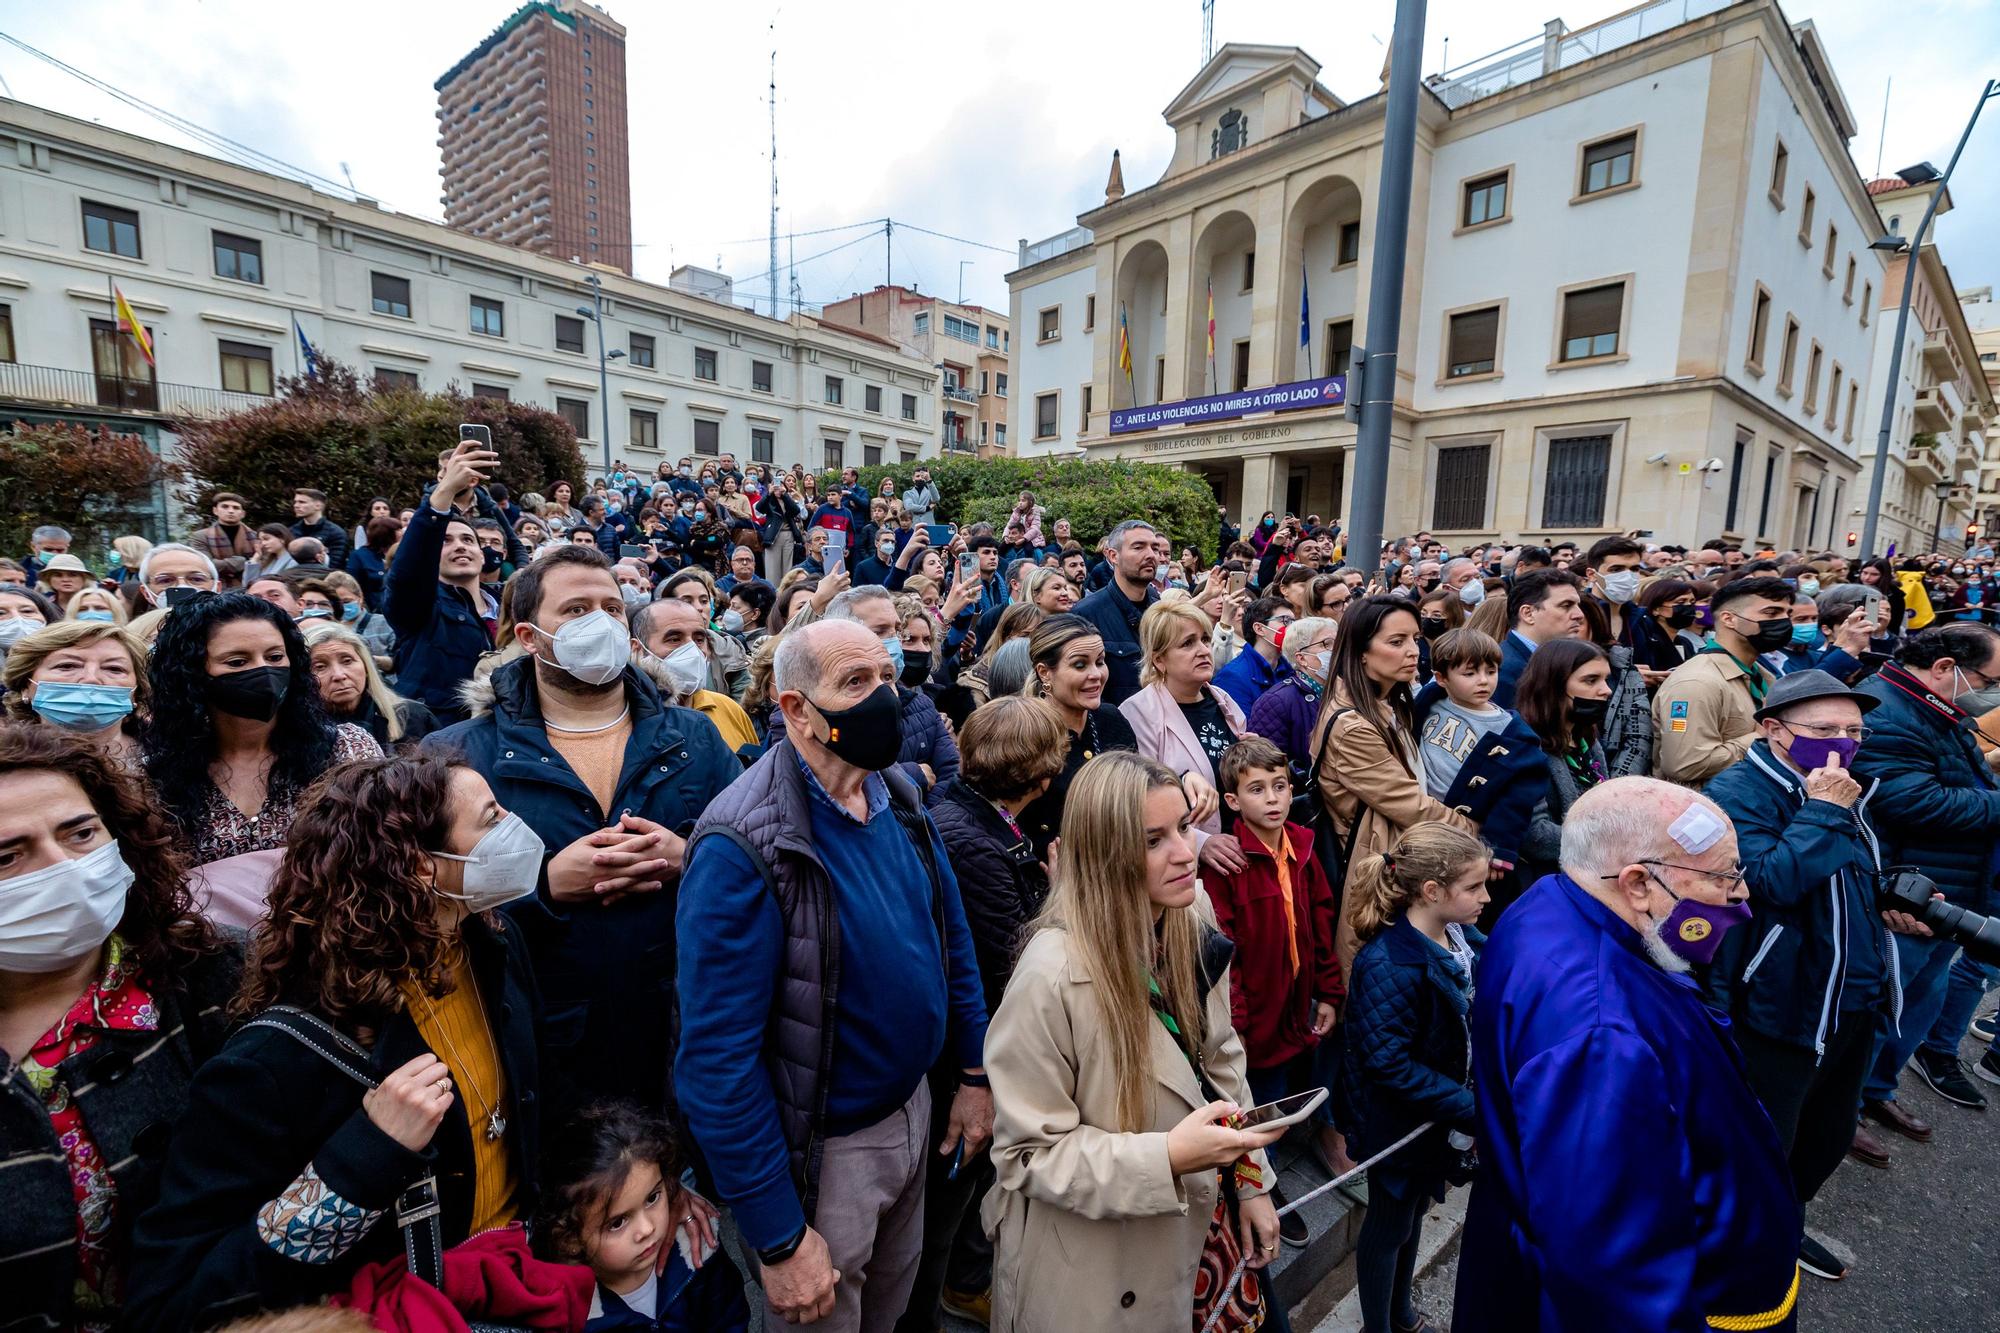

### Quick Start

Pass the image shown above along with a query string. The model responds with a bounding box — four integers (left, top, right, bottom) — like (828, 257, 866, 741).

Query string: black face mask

(1666, 604, 1699, 629)
(1420, 578, 1441, 593)
(807, 683, 904, 771)
(1569, 696, 1609, 725)
(1735, 614, 1795, 654)
(899, 649, 932, 687)
(1419, 616, 1450, 640)
(482, 547, 503, 572)
(206, 665, 290, 722)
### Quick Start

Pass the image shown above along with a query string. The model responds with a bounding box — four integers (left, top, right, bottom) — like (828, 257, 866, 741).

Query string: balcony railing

(0, 359, 271, 422)
(1432, 0, 1733, 109)
(1018, 227, 1094, 268)
(942, 384, 978, 404)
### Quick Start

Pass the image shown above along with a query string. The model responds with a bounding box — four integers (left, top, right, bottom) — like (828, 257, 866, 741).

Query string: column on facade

(1239, 452, 1286, 529)
(1247, 179, 1288, 390)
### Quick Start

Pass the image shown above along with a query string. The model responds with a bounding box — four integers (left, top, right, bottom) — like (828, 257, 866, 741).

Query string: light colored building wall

(1011, 255, 1096, 454)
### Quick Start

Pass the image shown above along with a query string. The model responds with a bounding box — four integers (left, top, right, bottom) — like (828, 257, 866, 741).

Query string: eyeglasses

(146, 572, 216, 591)
(1620, 859, 1748, 890)
(1781, 721, 1871, 742)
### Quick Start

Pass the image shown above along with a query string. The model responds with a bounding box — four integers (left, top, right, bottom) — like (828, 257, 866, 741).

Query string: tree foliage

(848, 455, 1223, 563)
(0, 421, 181, 557)
(173, 358, 589, 529)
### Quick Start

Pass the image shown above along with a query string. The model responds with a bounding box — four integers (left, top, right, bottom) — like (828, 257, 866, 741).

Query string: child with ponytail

(1334, 823, 1491, 1333)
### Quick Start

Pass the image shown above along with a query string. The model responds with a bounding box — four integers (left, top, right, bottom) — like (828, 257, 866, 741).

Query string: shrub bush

(0, 421, 181, 558)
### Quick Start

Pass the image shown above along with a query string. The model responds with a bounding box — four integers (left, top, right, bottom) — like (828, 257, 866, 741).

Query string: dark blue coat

(1493, 630, 1536, 709)
(425, 658, 739, 1109)
(385, 502, 494, 722)
(1414, 689, 1545, 869)
(1704, 740, 1899, 1053)
(1245, 675, 1323, 775)
(1213, 645, 1290, 715)
(1071, 581, 1158, 708)
(586, 1246, 749, 1331)
(1852, 663, 2000, 911)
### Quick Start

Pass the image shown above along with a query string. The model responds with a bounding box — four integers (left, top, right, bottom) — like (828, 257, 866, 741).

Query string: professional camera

(1879, 868, 2000, 966)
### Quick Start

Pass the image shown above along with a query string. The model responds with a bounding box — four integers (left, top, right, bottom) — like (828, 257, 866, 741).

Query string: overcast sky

(3, 0, 1996, 316)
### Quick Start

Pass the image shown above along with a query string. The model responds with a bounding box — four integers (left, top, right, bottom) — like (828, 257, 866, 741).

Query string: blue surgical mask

(1790, 623, 1820, 649)
(76, 610, 116, 624)
(341, 601, 363, 622)
(30, 682, 135, 732)
(298, 606, 332, 620)
(882, 635, 906, 679)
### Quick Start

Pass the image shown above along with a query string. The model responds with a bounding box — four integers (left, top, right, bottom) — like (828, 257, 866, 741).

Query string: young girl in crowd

(1335, 822, 1490, 1333)
(535, 1101, 748, 1332)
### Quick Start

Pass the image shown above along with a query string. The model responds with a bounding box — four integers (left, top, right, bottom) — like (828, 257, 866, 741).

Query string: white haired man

(1455, 776, 1803, 1331)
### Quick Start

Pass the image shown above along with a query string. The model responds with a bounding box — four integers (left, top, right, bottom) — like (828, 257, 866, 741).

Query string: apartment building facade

(0, 99, 939, 520)
(818, 285, 1011, 457)
(1008, 1, 1908, 551)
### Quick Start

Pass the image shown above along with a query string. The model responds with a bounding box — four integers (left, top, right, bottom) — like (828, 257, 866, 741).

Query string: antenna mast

(788, 224, 801, 316)
(768, 27, 780, 319)
(1202, 0, 1215, 63)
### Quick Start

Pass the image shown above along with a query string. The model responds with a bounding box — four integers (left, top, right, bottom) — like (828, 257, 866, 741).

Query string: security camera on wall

(1698, 457, 1726, 472)
(1644, 451, 1668, 465)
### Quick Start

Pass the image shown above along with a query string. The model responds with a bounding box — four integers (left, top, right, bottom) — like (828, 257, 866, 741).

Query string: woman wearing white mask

(1246, 614, 1340, 783)
(0, 723, 240, 1331)
(0, 582, 58, 662)
(126, 753, 562, 1328)
(2, 621, 151, 765)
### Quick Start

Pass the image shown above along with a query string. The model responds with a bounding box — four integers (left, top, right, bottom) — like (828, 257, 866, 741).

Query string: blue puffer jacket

(1704, 740, 1901, 1053)
(425, 657, 739, 1108)
(1852, 663, 2000, 911)
(1334, 915, 1481, 1184)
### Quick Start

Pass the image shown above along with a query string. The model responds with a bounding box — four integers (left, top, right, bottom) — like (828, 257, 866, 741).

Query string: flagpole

(290, 309, 301, 377)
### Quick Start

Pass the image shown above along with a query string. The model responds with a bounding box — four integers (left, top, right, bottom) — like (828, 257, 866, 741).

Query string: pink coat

(1118, 681, 1247, 836)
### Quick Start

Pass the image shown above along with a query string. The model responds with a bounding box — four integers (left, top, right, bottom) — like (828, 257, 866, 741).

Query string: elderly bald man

(1455, 776, 1803, 1332)
(675, 618, 990, 1331)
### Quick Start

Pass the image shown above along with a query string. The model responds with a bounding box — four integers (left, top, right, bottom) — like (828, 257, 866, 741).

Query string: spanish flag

(113, 284, 154, 367)
(1206, 277, 1217, 394)
(1117, 300, 1134, 399)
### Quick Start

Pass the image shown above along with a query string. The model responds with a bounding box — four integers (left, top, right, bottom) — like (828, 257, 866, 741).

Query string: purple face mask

(1783, 731, 1859, 773)
(1652, 872, 1752, 965)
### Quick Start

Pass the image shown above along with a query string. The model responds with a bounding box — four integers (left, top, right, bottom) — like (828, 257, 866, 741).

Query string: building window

(1084, 295, 1096, 331)
(694, 347, 717, 381)
(866, 384, 883, 413)
(1725, 432, 1749, 531)
(218, 340, 274, 396)
(1803, 341, 1824, 413)
(980, 422, 989, 445)
(752, 360, 773, 393)
(1777, 316, 1800, 394)
(695, 419, 721, 455)
(212, 231, 263, 284)
(374, 367, 419, 392)
(1558, 281, 1625, 362)
(1038, 306, 1060, 342)
(631, 409, 659, 451)
(986, 325, 1000, 348)
(1826, 365, 1843, 429)
(371, 272, 412, 318)
(1232, 340, 1251, 392)
(824, 375, 843, 405)
(471, 383, 510, 401)
(1798, 186, 1816, 246)
(823, 438, 843, 471)
(1845, 382, 1859, 442)
(82, 200, 141, 258)
(1326, 319, 1354, 377)
(1003, 330, 1010, 352)
(1461, 171, 1509, 228)
(1861, 282, 1873, 325)
(943, 314, 980, 342)
(751, 428, 775, 463)
(995, 424, 1007, 447)
(1154, 357, 1166, 401)
(556, 397, 591, 438)
(1770, 140, 1789, 204)
(1080, 383, 1093, 431)
(1542, 435, 1613, 528)
(90, 318, 155, 410)
(1758, 449, 1778, 535)
(1843, 256, 1856, 303)
(0, 304, 14, 363)
(1823, 224, 1837, 277)
(1433, 443, 1491, 530)
(470, 296, 505, 337)
(1578, 131, 1637, 197)
(629, 333, 656, 368)
(1746, 284, 1772, 372)
(1337, 221, 1360, 267)
(913, 312, 930, 336)
(1035, 392, 1059, 439)
(555, 315, 586, 354)
(1446, 305, 1500, 378)
(1212, 108, 1248, 159)
(901, 392, 917, 421)
(864, 444, 883, 467)
(1241, 250, 1256, 293)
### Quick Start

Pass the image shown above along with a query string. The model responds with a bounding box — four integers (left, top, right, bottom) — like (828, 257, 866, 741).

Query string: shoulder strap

(1306, 706, 1352, 806)
(693, 825, 782, 906)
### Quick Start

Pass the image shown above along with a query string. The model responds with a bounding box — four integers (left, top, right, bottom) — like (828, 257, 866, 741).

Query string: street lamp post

(1858, 79, 1999, 560)
(1934, 479, 1955, 554)
(578, 271, 622, 481)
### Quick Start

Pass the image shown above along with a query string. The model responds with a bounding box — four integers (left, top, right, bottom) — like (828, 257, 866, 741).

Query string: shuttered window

(1447, 307, 1500, 377)
(1543, 435, 1612, 528)
(1433, 444, 1491, 530)
(1560, 283, 1623, 362)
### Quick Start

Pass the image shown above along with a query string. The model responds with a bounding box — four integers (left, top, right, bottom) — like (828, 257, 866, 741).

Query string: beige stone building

(1008, 1, 1913, 551)
(819, 286, 1010, 458)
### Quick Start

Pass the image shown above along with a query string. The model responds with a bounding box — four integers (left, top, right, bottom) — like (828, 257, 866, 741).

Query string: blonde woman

(1120, 600, 1245, 870)
(984, 752, 1282, 1332)
(1021, 565, 1077, 615)
(300, 620, 439, 751)
(1, 620, 150, 763)
(65, 587, 129, 625)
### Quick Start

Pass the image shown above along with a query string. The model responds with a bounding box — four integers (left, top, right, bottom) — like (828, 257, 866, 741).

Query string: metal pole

(1859, 79, 1997, 560)
(588, 272, 612, 480)
(1343, 0, 1428, 577)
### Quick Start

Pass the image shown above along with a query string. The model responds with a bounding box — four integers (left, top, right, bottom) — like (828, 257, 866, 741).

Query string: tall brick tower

(435, 1, 632, 274)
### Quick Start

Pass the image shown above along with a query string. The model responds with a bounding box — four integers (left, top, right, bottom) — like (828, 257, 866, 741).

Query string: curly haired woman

(126, 753, 559, 1328)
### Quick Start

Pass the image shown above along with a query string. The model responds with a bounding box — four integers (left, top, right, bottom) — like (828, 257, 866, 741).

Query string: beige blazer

(982, 892, 1271, 1332)
(1119, 681, 1247, 837)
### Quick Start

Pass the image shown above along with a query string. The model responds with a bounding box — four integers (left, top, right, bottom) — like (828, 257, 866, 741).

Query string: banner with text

(1109, 375, 1346, 435)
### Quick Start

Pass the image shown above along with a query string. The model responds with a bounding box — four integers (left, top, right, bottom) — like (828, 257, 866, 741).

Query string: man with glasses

(136, 543, 218, 607)
(1851, 623, 2000, 1135)
(1456, 776, 1802, 1333)
(1706, 671, 1928, 1280)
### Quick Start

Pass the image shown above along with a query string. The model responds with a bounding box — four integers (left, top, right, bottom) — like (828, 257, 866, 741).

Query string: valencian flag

(1206, 276, 1217, 394)
(113, 284, 153, 367)
(1117, 301, 1134, 399)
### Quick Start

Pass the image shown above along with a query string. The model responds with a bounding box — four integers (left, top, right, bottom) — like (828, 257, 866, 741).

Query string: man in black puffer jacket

(1851, 624, 2000, 1139)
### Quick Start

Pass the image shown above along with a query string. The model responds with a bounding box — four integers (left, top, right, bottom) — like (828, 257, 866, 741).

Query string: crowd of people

(4, 445, 1998, 1333)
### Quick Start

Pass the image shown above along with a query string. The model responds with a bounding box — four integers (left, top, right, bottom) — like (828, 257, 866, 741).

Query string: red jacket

(1207, 821, 1345, 1069)
(333, 1224, 596, 1332)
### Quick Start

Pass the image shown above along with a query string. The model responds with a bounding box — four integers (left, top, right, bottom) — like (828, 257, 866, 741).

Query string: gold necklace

(411, 972, 508, 1142)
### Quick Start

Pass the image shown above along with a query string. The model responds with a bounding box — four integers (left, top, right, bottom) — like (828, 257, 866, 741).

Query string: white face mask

(0, 840, 134, 972)
(1600, 570, 1642, 604)
(620, 584, 648, 611)
(430, 812, 545, 911)
(719, 608, 745, 633)
(531, 609, 631, 686)
(659, 640, 709, 697)
(0, 617, 41, 649)
(1457, 580, 1486, 607)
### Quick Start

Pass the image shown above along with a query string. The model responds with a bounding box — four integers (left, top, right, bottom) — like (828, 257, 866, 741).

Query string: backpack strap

(239, 1005, 445, 1291)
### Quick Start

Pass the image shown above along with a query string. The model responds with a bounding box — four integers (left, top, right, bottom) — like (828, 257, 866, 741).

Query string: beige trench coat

(1313, 684, 1478, 974)
(981, 894, 1272, 1332)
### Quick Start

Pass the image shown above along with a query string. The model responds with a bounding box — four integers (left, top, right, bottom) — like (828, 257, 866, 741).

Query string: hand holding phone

(1228, 1088, 1328, 1131)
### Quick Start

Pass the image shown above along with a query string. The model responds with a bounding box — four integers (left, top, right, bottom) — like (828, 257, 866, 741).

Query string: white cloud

(4, 0, 1995, 312)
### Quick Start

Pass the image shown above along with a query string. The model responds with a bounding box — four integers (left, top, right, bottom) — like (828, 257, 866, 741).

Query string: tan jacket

(1650, 651, 1773, 785)
(1314, 684, 1477, 973)
(982, 893, 1271, 1333)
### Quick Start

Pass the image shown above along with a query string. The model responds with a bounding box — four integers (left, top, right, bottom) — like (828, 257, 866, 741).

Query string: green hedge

(844, 456, 1222, 563)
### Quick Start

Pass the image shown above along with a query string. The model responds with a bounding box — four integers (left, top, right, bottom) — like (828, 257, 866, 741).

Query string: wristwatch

(758, 1224, 808, 1266)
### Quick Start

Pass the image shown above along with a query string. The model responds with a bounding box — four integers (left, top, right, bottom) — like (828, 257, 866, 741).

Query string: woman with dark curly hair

(141, 594, 378, 922)
(0, 723, 240, 1331)
(127, 752, 557, 1328)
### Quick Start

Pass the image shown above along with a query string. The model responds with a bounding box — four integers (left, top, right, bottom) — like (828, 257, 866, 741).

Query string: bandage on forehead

(1667, 804, 1727, 856)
